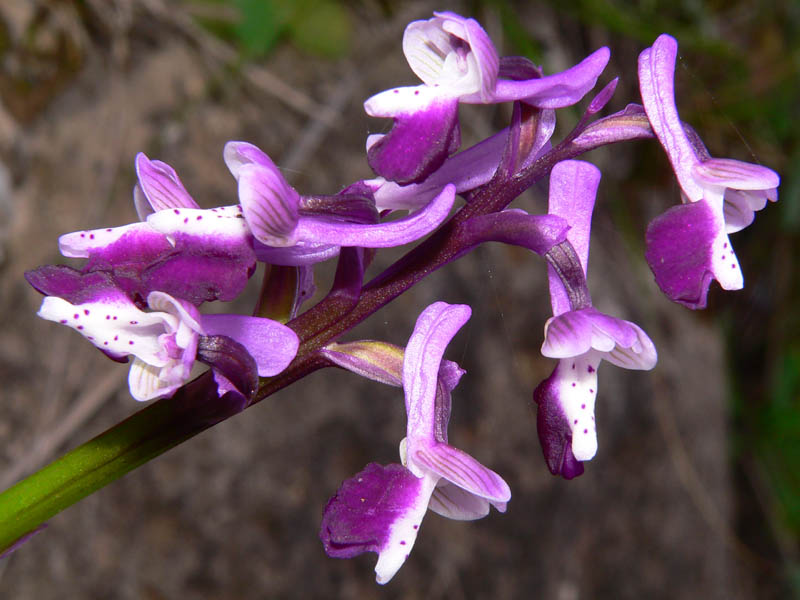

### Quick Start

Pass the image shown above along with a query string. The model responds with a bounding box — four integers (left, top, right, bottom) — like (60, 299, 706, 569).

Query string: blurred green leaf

(234, 0, 292, 58)
(288, 0, 351, 58)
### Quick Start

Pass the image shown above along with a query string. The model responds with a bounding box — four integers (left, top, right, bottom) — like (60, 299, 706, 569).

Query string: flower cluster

(23, 10, 779, 584)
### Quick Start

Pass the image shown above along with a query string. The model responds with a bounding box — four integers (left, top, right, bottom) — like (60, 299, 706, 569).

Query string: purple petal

(320, 462, 433, 584)
(403, 302, 471, 442)
(236, 163, 300, 246)
(694, 157, 780, 192)
(638, 35, 704, 200)
(223, 140, 279, 179)
(254, 240, 340, 266)
(428, 482, 490, 520)
(532, 367, 585, 479)
(547, 160, 601, 315)
(135, 153, 200, 212)
(723, 188, 770, 233)
(645, 197, 742, 309)
(542, 307, 657, 370)
(365, 86, 460, 185)
(432, 359, 465, 444)
(200, 314, 299, 376)
(370, 128, 507, 211)
(293, 184, 455, 248)
(489, 47, 610, 108)
(410, 441, 510, 509)
(320, 341, 405, 387)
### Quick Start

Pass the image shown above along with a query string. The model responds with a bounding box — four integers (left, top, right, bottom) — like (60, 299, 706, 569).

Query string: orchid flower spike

(364, 11, 610, 184)
(223, 141, 456, 266)
(320, 302, 510, 584)
(54, 153, 257, 306)
(534, 161, 657, 479)
(33, 271, 298, 401)
(638, 34, 780, 309)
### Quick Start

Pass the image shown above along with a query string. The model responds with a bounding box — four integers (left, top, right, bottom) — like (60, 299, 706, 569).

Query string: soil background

(0, 1, 794, 599)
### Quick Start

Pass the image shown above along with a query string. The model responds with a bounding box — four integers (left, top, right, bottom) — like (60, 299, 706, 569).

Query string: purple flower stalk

(534, 161, 657, 478)
(364, 11, 610, 184)
(638, 34, 780, 308)
(320, 302, 510, 583)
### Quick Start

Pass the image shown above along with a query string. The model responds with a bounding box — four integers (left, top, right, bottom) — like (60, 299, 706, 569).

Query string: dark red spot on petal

(587, 365, 595, 373)
(84, 309, 90, 315)
(581, 404, 586, 409)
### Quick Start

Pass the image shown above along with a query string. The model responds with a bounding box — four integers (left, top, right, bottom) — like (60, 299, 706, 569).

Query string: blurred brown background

(0, 1, 797, 598)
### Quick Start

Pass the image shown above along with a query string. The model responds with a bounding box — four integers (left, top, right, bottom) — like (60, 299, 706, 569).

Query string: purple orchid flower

(638, 34, 780, 309)
(533, 161, 657, 479)
(364, 11, 610, 184)
(55, 153, 257, 307)
(223, 142, 456, 265)
(34, 271, 298, 402)
(320, 302, 510, 584)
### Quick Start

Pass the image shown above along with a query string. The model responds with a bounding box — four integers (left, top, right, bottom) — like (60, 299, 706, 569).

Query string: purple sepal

(533, 369, 585, 480)
(196, 334, 259, 400)
(200, 314, 299, 376)
(365, 90, 460, 185)
(498, 56, 542, 80)
(134, 153, 200, 216)
(645, 198, 724, 309)
(296, 184, 455, 248)
(490, 47, 611, 108)
(370, 128, 507, 211)
(320, 462, 423, 559)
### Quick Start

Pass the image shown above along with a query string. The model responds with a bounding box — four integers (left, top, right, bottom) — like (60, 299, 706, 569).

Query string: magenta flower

(33, 271, 298, 402)
(534, 161, 657, 478)
(320, 302, 510, 583)
(364, 11, 610, 184)
(53, 153, 257, 306)
(638, 34, 780, 308)
(223, 141, 456, 265)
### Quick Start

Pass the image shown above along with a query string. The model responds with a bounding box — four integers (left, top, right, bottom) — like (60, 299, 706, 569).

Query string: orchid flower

(320, 302, 510, 584)
(533, 161, 657, 479)
(223, 142, 456, 265)
(33, 270, 299, 402)
(638, 34, 780, 308)
(364, 11, 610, 184)
(52, 153, 257, 307)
